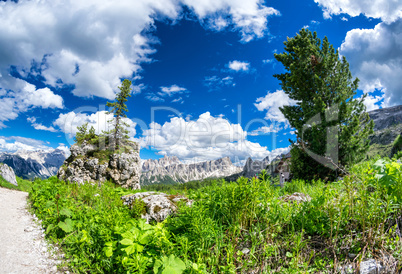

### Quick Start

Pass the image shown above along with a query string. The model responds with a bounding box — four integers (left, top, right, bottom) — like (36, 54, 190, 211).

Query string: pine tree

(106, 79, 132, 150)
(274, 29, 374, 180)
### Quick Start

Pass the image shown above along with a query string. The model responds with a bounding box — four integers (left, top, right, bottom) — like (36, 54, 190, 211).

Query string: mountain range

(0, 149, 67, 180)
(1, 105, 401, 182)
(141, 155, 242, 185)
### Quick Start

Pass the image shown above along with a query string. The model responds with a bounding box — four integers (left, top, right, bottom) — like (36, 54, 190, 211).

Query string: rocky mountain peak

(141, 156, 242, 185)
(0, 149, 67, 180)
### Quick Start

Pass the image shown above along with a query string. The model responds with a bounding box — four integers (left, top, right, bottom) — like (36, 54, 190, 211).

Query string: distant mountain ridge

(0, 149, 67, 180)
(2, 105, 401, 181)
(141, 155, 242, 185)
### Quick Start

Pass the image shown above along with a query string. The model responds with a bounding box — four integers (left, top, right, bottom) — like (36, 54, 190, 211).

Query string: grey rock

(241, 248, 250, 255)
(57, 141, 141, 189)
(121, 192, 193, 223)
(0, 163, 18, 186)
(360, 259, 385, 274)
(279, 192, 311, 203)
(368, 105, 402, 131)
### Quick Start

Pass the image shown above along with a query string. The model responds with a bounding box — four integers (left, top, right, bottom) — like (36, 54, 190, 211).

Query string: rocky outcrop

(279, 192, 311, 203)
(121, 192, 193, 223)
(0, 149, 67, 180)
(0, 163, 18, 186)
(57, 141, 141, 189)
(339, 256, 397, 274)
(141, 156, 242, 185)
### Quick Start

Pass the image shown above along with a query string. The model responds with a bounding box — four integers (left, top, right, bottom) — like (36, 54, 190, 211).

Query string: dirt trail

(0, 187, 62, 274)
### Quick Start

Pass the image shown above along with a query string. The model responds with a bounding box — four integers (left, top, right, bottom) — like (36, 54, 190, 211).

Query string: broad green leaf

(59, 207, 72, 217)
(154, 255, 186, 274)
(120, 238, 133, 246)
(123, 244, 136, 255)
(58, 218, 74, 233)
(104, 245, 113, 257)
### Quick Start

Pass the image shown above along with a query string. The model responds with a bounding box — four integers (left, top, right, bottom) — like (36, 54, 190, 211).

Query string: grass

(26, 157, 402, 273)
(0, 175, 32, 192)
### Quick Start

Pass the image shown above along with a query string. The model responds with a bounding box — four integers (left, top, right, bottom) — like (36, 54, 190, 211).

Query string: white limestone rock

(0, 163, 18, 186)
(57, 141, 141, 189)
(121, 192, 193, 223)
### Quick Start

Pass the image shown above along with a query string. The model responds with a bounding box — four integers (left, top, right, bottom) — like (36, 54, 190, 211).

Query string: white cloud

(254, 90, 298, 123)
(0, 0, 278, 103)
(53, 110, 137, 141)
(145, 94, 165, 102)
(158, 85, 187, 97)
(132, 83, 146, 95)
(182, 0, 280, 42)
(314, 0, 402, 23)
(248, 125, 282, 136)
(339, 19, 402, 106)
(204, 75, 235, 90)
(362, 94, 385, 111)
(171, 97, 184, 104)
(0, 136, 52, 152)
(141, 111, 278, 163)
(228, 60, 250, 72)
(0, 81, 63, 128)
(56, 144, 71, 157)
(27, 117, 58, 132)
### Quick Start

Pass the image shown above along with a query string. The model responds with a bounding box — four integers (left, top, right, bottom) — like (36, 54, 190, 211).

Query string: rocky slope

(368, 105, 402, 157)
(57, 141, 141, 189)
(141, 156, 242, 185)
(0, 149, 67, 180)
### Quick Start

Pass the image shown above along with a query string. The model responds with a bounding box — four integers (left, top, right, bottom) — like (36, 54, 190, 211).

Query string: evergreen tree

(274, 29, 374, 180)
(106, 79, 132, 150)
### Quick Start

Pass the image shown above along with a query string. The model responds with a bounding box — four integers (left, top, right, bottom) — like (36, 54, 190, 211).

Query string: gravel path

(0, 187, 63, 274)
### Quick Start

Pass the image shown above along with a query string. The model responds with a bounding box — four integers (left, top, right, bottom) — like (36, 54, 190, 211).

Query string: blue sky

(0, 0, 401, 165)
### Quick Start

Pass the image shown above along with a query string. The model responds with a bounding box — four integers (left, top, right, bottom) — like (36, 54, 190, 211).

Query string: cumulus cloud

(0, 0, 278, 103)
(182, 0, 280, 42)
(53, 110, 137, 143)
(27, 117, 58, 132)
(314, 0, 402, 23)
(228, 60, 250, 72)
(339, 19, 402, 106)
(0, 81, 64, 128)
(158, 85, 187, 97)
(254, 90, 298, 123)
(140, 111, 279, 164)
(0, 136, 53, 152)
(361, 94, 385, 111)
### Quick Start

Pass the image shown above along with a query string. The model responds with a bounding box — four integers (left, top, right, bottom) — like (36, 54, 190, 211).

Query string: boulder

(339, 258, 387, 274)
(279, 192, 311, 203)
(57, 141, 141, 189)
(121, 192, 193, 223)
(0, 163, 18, 186)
